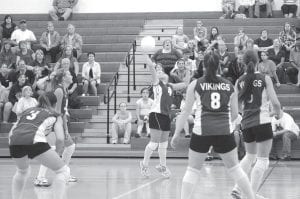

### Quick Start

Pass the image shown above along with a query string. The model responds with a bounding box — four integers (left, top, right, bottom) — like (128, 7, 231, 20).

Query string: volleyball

(141, 36, 156, 52)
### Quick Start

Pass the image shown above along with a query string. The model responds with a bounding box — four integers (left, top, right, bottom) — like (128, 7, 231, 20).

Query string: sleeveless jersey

(193, 76, 234, 136)
(9, 107, 58, 145)
(150, 80, 173, 116)
(237, 72, 271, 129)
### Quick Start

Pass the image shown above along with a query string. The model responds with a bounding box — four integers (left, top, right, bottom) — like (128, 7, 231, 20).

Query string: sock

(251, 157, 269, 193)
(158, 142, 168, 167)
(12, 167, 31, 199)
(143, 142, 158, 166)
(53, 165, 70, 199)
(181, 167, 201, 199)
(228, 164, 255, 199)
(62, 144, 75, 165)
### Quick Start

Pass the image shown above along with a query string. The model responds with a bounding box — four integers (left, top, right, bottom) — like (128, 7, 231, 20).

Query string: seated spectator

(16, 40, 35, 66)
(279, 22, 296, 61)
(14, 86, 37, 118)
(2, 74, 28, 123)
(234, 28, 249, 56)
(40, 22, 61, 63)
(289, 39, 300, 86)
(82, 52, 101, 96)
(220, 0, 236, 19)
(253, 0, 273, 18)
(258, 51, 281, 87)
(151, 39, 182, 76)
(60, 24, 83, 59)
(237, 0, 255, 18)
(0, 64, 13, 121)
(135, 88, 153, 138)
(0, 39, 16, 69)
(193, 20, 207, 51)
(268, 39, 286, 83)
(9, 59, 35, 85)
(111, 102, 132, 144)
(55, 45, 79, 75)
(254, 29, 273, 59)
(208, 27, 220, 50)
(174, 49, 197, 76)
(281, 0, 298, 18)
(185, 40, 198, 60)
(32, 49, 51, 78)
(178, 92, 196, 138)
(216, 41, 230, 76)
(227, 51, 245, 85)
(10, 19, 36, 50)
(270, 110, 299, 160)
(172, 26, 189, 53)
(49, 0, 78, 21)
(1, 15, 17, 41)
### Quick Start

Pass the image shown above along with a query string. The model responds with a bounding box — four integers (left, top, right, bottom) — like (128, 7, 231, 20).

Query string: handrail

(125, 40, 137, 102)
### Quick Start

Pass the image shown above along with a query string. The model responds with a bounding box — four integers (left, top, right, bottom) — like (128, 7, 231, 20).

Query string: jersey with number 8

(193, 77, 234, 136)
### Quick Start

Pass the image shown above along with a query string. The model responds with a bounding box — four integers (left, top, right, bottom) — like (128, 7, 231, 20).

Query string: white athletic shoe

(140, 161, 150, 178)
(155, 164, 171, 178)
(68, 175, 78, 182)
(34, 177, 51, 187)
(256, 194, 269, 199)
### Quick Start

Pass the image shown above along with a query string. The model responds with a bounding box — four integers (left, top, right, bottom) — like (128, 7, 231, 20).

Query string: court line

(257, 160, 279, 192)
(112, 178, 161, 199)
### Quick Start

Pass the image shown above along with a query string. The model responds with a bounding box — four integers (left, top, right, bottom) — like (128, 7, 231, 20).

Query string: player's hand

(171, 134, 180, 150)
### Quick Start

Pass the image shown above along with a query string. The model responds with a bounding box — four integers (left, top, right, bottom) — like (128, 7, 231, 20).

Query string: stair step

(76, 143, 131, 151)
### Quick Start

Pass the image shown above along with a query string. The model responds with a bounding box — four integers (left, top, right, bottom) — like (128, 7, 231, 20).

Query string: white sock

(62, 144, 75, 165)
(12, 167, 31, 199)
(37, 165, 47, 179)
(251, 157, 269, 193)
(181, 167, 201, 199)
(143, 142, 158, 166)
(158, 142, 168, 167)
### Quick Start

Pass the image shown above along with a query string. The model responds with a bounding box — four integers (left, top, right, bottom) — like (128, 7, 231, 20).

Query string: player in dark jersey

(140, 53, 187, 178)
(171, 52, 255, 199)
(9, 92, 70, 199)
(231, 50, 282, 199)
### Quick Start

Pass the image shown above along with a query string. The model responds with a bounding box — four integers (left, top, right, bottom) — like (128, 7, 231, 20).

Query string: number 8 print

(211, 92, 221, 109)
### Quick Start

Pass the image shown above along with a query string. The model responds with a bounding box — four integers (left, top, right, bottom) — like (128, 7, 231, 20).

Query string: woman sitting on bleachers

(289, 39, 300, 86)
(55, 45, 79, 75)
(16, 40, 35, 66)
(0, 39, 16, 70)
(1, 15, 17, 42)
(279, 22, 296, 61)
(193, 20, 207, 51)
(14, 86, 37, 119)
(234, 28, 249, 56)
(208, 27, 220, 50)
(185, 40, 198, 60)
(0, 63, 13, 122)
(268, 39, 286, 83)
(32, 49, 51, 77)
(81, 52, 101, 96)
(60, 24, 83, 59)
(172, 26, 189, 53)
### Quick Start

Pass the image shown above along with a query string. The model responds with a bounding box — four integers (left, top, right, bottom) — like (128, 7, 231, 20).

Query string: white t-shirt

(271, 112, 299, 136)
(15, 97, 38, 116)
(11, 29, 36, 48)
(136, 98, 153, 116)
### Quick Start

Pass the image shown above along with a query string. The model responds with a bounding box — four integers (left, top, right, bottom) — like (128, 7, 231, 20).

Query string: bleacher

(0, 11, 300, 158)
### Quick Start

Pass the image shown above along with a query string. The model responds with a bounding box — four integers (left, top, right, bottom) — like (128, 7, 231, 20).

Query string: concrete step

(278, 94, 300, 106)
(145, 19, 183, 26)
(75, 143, 131, 151)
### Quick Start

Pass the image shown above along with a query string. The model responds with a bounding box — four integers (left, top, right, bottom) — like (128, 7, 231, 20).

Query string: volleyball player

(231, 50, 282, 199)
(140, 54, 186, 178)
(9, 92, 69, 199)
(171, 52, 255, 199)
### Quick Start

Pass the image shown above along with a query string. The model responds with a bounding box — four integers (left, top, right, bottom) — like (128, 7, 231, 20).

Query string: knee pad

(182, 167, 201, 185)
(158, 141, 168, 149)
(17, 167, 31, 178)
(255, 157, 269, 171)
(55, 165, 70, 181)
(244, 153, 257, 165)
(228, 164, 246, 182)
(147, 142, 158, 151)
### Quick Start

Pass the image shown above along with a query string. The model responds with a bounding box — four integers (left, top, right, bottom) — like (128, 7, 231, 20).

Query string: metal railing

(125, 40, 137, 102)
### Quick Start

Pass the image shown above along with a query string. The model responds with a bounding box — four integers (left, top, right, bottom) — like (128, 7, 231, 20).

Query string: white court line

(112, 178, 161, 199)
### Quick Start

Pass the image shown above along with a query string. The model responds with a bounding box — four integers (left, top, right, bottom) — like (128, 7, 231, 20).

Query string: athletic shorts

(242, 123, 273, 143)
(149, 112, 171, 131)
(9, 142, 51, 159)
(190, 133, 236, 154)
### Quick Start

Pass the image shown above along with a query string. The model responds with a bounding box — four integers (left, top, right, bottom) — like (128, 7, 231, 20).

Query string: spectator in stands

(237, 0, 255, 18)
(11, 19, 36, 50)
(1, 15, 17, 41)
(173, 48, 197, 76)
(60, 24, 82, 59)
(49, 0, 78, 21)
(245, 38, 256, 51)
(136, 88, 153, 138)
(0, 39, 16, 69)
(111, 102, 132, 144)
(14, 86, 37, 118)
(279, 22, 296, 61)
(185, 40, 198, 60)
(289, 39, 300, 86)
(82, 52, 101, 96)
(254, 29, 273, 59)
(270, 110, 299, 160)
(258, 51, 281, 87)
(40, 22, 61, 63)
(234, 28, 249, 56)
(172, 26, 189, 53)
(56, 45, 79, 75)
(0, 64, 13, 121)
(193, 20, 207, 51)
(151, 39, 182, 76)
(268, 39, 286, 83)
(217, 41, 230, 76)
(2, 74, 28, 123)
(32, 49, 51, 78)
(281, 0, 298, 18)
(16, 40, 35, 66)
(253, 0, 273, 18)
(208, 27, 220, 50)
(227, 51, 245, 84)
(10, 59, 35, 85)
(220, 0, 236, 19)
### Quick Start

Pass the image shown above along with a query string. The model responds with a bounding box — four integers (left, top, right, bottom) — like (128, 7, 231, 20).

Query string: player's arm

(230, 86, 239, 123)
(234, 81, 243, 114)
(143, 54, 159, 85)
(265, 75, 282, 119)
(54, 88, 63, 114)
(53, 116, 65, 152)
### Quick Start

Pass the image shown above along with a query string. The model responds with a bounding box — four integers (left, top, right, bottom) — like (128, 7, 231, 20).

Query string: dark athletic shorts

(190, 133, 236, 154)
(9, 142, 51, 159)
(242, 123, 273, 143)
(149, 112, 171, 131)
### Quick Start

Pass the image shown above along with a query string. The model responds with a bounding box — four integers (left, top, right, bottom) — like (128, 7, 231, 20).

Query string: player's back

(193, 76, 234, 136)
(237, 72, 271, 129)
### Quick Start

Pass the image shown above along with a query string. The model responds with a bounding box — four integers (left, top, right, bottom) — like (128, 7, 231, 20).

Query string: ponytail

(203, 52, 220, 83)
(38, 92, 57, 109)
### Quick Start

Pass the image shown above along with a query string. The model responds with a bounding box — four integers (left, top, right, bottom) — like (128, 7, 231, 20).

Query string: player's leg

(12, 156, 31, 199)
(156, 130, 170, 178)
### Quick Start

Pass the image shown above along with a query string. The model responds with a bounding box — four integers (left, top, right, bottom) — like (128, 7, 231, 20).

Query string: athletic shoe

(256, 194, 269, 199)
(230, 190, 242, 199)
(140, 161, 150, 178)
(185, 134, 191, 138)
(155, 164, 171, 178)
(68, 176, 78, 182)
(34, 177, 51, 187)
(205, 155, 214, 161)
